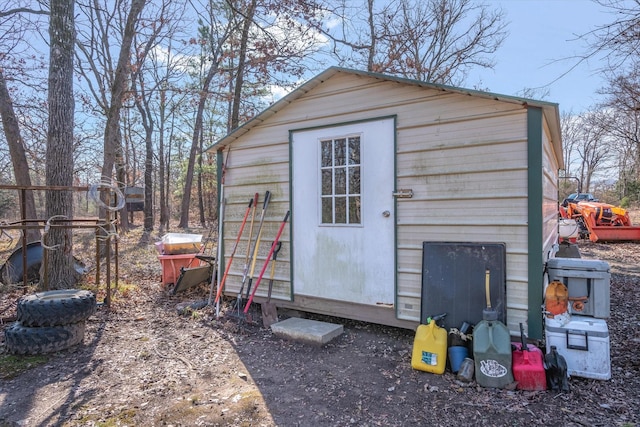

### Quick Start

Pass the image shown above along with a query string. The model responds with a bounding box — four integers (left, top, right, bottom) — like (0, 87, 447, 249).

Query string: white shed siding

(220, 75, 526, 302)
(218, 125, 291, 297)
(213, 69, 562, 331)
(393, 93, 531, 326)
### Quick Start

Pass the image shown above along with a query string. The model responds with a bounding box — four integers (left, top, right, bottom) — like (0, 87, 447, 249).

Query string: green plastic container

(473, 319, 514, 388)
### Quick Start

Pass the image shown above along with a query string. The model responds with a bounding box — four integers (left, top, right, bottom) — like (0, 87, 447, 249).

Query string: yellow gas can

(411, 320, 447, 374)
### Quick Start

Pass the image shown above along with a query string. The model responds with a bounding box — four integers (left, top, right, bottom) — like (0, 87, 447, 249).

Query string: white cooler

(545, 315, 611, 380)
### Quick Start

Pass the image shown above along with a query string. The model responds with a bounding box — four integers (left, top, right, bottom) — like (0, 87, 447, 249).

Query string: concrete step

(270, 317, 344, 345)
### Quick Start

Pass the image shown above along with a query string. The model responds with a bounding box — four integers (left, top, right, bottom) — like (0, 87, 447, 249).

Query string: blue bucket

(448, 346, 468, 373)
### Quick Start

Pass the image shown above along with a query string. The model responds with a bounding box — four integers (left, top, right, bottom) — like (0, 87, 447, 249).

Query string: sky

(467, 0, 615, 114)
(8, 0, 615, 117)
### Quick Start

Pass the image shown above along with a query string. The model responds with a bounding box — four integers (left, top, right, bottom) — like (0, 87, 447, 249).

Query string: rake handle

(213, 197, 254, 304)
(244, 211, 290, 312)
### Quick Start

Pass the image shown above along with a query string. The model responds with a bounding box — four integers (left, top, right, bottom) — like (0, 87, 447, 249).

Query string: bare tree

(230, 0, 257, 130)
(158, 70, 190, 232)
(587, 0, 640, 71)
(178, 0, 323, 228)
(545, 1, 640, 201)
(597, 70, 640, 198)
(178, 45, 222, 229)
(129, 0, 188, 232)
(102, 0, 146, 231)
(608, 110, 640, 198)
(0, 70, 41, 243)
(132, 79, 155, 232)
(560, 110, 583, 192)
(74, 0, 146, 233)
(0, 4, 46, 243)
(576, 111, 614, 192)
(178, 1, 237, 229)
(316, 0, 507, 85)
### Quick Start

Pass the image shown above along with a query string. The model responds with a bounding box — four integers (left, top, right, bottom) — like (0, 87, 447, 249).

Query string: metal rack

(0, 184, 120, 307)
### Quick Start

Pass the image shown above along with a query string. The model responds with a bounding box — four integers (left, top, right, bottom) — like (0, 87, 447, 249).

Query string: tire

(17, 289, 97, 327)
(4, 322, 86, 355)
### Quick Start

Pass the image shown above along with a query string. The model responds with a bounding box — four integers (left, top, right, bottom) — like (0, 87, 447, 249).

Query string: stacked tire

(5, 289, 97, 355)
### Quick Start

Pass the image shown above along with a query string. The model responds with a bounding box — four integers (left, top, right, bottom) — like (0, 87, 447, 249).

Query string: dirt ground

(0, 226, 639, 427)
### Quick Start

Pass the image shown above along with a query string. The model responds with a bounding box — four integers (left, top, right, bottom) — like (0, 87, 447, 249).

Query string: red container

(512, 342, 547, 391)
(158, 253, 201, 286)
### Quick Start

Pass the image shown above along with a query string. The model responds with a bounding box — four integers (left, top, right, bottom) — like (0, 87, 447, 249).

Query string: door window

(320, 135, 361, 225)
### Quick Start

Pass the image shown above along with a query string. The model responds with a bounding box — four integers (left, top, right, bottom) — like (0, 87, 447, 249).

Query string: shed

(209, 67, 562, 340)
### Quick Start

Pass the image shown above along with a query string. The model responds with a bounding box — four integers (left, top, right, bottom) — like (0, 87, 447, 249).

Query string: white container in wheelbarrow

(558, 219, 579, 242)
(545, 315, 610, 380)
(160, 233, 203, 255)
(546, 257, 610, 318)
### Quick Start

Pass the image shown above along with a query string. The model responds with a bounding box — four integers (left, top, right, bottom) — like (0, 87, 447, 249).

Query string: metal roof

(208, 66, 563, 159)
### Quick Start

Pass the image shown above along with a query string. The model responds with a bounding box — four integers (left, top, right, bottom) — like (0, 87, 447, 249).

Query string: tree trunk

(162, 121, 173, 231)
(366, 0, 375, 72)
(44, 0, 77, 289)
(143, 125, 154, 231)
(0, 69, 40, 243)
(132, 63, 155, 232)
(94, 0, 145, 259)
(100, 0, 146, 206)
(178, 65, 217, 229)
(230, 0, 257, 130)
(197, 125, 206, 227)
(115, 126, 130, 232)
(159, 88, 168, 233)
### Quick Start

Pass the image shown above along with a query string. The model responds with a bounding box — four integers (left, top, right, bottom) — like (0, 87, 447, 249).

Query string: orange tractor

(559, 199, 640, 242)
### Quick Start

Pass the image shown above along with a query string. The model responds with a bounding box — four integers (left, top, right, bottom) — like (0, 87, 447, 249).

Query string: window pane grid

(320, 136, 361, 225)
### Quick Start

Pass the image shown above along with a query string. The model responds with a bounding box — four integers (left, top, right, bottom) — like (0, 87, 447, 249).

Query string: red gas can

(512, 324, 547, 391)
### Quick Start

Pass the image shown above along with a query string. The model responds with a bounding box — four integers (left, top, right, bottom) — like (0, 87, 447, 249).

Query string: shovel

(261, 241, 282, 327)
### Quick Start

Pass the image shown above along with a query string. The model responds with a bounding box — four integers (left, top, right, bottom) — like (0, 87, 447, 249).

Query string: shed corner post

(216, 147, 226, 268)
(527, 106, 544, 340)
(216, 148, 225, 203)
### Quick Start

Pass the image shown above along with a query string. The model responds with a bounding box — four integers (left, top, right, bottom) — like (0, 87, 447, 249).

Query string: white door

(291, 118, 395, 305)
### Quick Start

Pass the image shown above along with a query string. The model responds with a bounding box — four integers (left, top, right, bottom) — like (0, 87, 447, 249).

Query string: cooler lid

(547, 257, 610, 273)
(545, 315, 609, 337)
